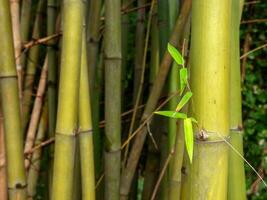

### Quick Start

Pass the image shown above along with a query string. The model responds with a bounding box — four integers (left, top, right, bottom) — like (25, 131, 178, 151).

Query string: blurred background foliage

(241, 1, 267, 199)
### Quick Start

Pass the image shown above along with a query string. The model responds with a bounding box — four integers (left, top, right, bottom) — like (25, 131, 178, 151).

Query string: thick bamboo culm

(181, 0, 231, 199)
(104, 0, 122, 199)
(0, 1, 27, 199)
(51, 0, 83, 198)
(227, 0, 246, 199)
(78, 30, 96, 200)
(0, 108, 7, 200)
(120, 1, 192, 198)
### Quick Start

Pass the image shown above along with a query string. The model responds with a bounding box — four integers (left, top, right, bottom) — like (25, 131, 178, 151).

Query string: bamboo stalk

(27, 105, 48, 199)
(51, 0, 83, 198)
(181, 0, 231, 198)
(22, 0, 46, 134)
(104, 0, 122, 199)
(78, 30, 96, 200)
(24, 56, 48, 170)
(227, 0, 246, 199)
(0, 1, 26, 199)
(10, 0, 23, 101)
(20, 0, 32, 69)
(86, 0, 102, 186)
(120, 1, 191, 198)
(0, 108, 7, 200)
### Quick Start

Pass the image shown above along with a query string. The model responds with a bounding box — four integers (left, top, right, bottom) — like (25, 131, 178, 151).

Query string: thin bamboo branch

(24, 56, 48, 170)
(120, 1, 191, 197)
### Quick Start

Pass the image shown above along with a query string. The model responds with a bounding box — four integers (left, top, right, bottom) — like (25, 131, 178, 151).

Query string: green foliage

(154, 111, 187, 119)
(167, 43, 184, 65)
(175, 91, 192, 112)
(184, 118, 194, 163)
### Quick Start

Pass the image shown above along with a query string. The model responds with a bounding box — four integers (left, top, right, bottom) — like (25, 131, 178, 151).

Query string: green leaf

(167, 43, 184, 65)
(184, 118, 194, 163)
(190, 117, 198, 124)
(154, 111, 187, 119)
(175, 91, 193, 112)
(180, 68, 188, 95)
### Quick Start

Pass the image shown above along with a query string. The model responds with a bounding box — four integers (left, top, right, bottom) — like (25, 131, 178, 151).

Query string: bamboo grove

(0, 0, 265, 199)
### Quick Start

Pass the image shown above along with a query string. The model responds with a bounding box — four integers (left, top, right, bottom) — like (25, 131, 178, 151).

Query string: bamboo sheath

(181, 0, 231, 199)
(227, 0, 246, 199)
(0, 1, 26, 199)
(104, 0, 122, 199)
(51, 0, 83, 198)
(120, 1, 192, 198)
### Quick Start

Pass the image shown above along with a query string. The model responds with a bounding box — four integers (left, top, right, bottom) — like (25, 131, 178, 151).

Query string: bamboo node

(196, 129, 231, 144)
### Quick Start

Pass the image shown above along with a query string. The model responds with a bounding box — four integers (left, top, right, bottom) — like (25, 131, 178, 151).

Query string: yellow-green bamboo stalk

(51, 0, 83, 198)
(0, 1, 26, 199)
(22, 0, 45, 134)
(227, 0, 246, 199)
(27, 105, 48, 199)
(0, 108, 7, 200)
(104, 0, 122, 199)
(24, 56, 48, 170)
(78, 30, 96, 200)
(10, 0, 23, 100)
(181, 0, 231, 199)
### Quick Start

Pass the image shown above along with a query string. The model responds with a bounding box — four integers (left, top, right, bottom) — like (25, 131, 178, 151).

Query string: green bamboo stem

(20, 0, 32, 68)
(227, 0, 246, 199)
(72, 146, 81, 200)
(181, 0, 231, 198)
(86, 0, 102, 184)
(0, 1, 26, 199)
(22, 0, 46, 135)
(24, 56, 48, 170)
(0, 108, 7, 200)
(27, 105, 48, 199)
(10, 0, 23, 101)
(78, 28, 96, 200)
(51, 0, 83, 198)
(120, 1, 191, 198)
(104, 0, 122, 199)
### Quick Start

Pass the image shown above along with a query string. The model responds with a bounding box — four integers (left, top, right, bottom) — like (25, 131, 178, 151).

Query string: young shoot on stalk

(154, 43, 197, 164)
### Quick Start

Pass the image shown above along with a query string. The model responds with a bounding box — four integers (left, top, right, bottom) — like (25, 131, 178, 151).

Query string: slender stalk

(22, 0, 46, 134)
(20, 0, 32, 68)
(0, 109, 7, 200)
(104, 0, 122, 199)
(51, 0, 83, 198)
(78, 29, 96, 200)
(24, 56, 48, 170)
(86, 0, 102, 185)
(227, 0, 246, 199)
(181, 0, 231, 198)
(27, 105, 48, 199)
(120, 1, 191, 198)
(0, 1, 26, 199)
(10, 0, 23, 101)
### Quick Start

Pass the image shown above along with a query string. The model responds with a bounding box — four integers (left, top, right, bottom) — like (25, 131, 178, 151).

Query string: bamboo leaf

(180, 68, 188, 95)
(154, 111, 187, 119)
(175, 91, 193, 112)
(167, 43, 184, 65)
(184, 118, 194, 163)
(190, 117, 198, 124)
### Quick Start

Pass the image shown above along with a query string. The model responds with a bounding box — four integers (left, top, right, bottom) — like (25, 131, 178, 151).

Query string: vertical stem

(51, 0, 83, 198)
(104, 0, 122, 199)
(0, 108, 7, 200)
(0, 1, 26, 199)
(228, 0, 246, 199)
(181, 0, 231, 198)
(78, 23, 96, 200)
(10, 0, 23, 102)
